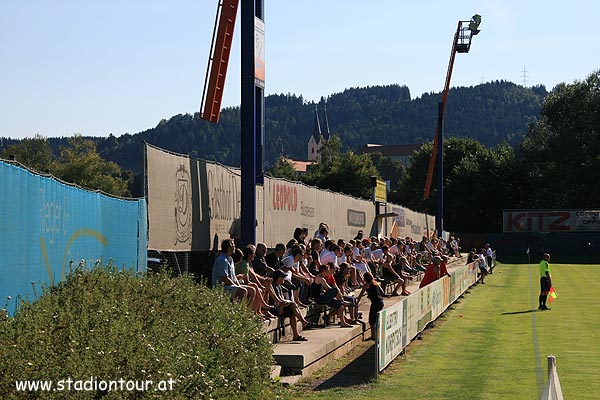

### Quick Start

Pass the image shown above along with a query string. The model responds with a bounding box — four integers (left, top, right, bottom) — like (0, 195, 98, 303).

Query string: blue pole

(436, 101, 444, 236)
(255, 0, 265, 185)
(240, 0, 261, 246)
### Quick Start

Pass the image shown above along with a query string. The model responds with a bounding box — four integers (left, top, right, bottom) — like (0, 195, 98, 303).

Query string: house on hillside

(283, 158, 313, 174)
(357, 143, 422, 166)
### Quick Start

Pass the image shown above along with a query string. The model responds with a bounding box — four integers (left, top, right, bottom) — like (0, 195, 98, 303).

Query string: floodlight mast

(423, 15, 481, 236)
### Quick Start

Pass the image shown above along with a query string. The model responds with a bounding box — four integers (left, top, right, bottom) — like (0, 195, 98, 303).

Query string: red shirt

(419, 262, 449, 288)
(325, 274, 336, 286)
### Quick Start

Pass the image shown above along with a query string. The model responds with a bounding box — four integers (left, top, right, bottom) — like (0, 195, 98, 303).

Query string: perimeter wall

(145, 143, 435, 252)
(0, 160, 148, 315)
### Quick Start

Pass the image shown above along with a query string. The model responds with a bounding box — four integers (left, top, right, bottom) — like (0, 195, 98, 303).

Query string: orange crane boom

(200, 0, 240, 123)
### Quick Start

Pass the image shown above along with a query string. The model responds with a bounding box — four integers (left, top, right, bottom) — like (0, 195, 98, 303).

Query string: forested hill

(1, 80, 547, 173)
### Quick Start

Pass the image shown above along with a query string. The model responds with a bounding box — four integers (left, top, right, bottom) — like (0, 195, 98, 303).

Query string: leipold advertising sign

(503, 210, 600, 233)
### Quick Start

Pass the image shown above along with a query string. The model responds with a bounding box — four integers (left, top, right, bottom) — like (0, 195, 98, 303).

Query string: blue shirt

(212, 253, 237, 287)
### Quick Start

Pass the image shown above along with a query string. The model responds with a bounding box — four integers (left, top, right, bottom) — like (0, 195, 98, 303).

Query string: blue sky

(1, 0, 598, 139)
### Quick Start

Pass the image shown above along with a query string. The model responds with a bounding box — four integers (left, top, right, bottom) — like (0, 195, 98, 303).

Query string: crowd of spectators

(211, 222, 482, 342)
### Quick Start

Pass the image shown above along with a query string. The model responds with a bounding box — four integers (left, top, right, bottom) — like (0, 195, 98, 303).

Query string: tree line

(3, 72, 598, 233)
(1, 80, 546, 175)
(271, 71, 600, 233)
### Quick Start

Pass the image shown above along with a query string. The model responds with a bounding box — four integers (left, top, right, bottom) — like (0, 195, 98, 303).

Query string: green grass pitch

(289, 262, 600, 400)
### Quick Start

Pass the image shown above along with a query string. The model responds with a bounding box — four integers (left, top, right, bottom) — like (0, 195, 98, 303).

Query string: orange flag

(548, 287, 558, 303)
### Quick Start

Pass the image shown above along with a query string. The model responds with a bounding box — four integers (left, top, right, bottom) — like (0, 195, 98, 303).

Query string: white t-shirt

(280, 254, 298, 281)
(315, 233, 328, 244)
(478, 254, 487, 268)
(371, 248, 384, 261)
(320, 250, 337, 266)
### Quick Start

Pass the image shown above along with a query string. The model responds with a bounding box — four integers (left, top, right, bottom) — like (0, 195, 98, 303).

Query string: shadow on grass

(501, 309, 538, 315)
(313, 343, 377, 390)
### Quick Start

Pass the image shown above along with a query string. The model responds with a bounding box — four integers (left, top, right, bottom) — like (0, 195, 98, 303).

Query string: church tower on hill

(307, 103, 331, 162)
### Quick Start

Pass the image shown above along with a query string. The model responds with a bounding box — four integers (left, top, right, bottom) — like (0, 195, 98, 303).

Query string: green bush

(0, 264, 273, 399)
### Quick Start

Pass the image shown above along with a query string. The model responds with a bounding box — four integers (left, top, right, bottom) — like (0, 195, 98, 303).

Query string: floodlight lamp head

(469, 14, 482, 35)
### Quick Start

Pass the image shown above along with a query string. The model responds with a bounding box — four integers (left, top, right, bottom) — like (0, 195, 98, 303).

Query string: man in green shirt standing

(539, 253, 552, 310)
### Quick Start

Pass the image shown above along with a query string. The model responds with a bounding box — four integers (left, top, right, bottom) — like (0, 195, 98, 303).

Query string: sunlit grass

(286, 262, 600, 400)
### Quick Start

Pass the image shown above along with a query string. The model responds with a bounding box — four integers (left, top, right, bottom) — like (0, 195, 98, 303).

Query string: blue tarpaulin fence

(0, 161, 147, 315)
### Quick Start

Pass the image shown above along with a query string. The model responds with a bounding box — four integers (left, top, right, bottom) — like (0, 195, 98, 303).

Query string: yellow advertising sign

(375, 179, 387, 203)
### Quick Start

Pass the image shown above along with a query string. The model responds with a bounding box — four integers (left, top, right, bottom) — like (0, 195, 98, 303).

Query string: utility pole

(240, 0, 265, 246)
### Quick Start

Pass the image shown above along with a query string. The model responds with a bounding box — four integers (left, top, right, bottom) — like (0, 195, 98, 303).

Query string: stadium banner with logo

(377, 262, 478, 372)
(146, 144, 247, 252)
(204, 161, 241, 249)
(263, 176, 375, 248)
(146, 144, 200, 251)
(0, 160, 147, 316)
(146, 143, 437, 250)
(503, 209, 600, 233)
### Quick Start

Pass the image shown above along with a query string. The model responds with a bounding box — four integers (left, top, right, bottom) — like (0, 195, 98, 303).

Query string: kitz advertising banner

(503, 209, 600, 233)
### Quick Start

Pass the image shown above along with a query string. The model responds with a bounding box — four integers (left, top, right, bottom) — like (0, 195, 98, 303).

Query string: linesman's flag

(548, 287, 558, 303)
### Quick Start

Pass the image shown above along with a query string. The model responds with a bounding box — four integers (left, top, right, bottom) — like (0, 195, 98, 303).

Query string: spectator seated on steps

(334, 263, 360, 324)
(310, 264, 352, 327)
(251, 242, 274, 277)
(231, 247, 273, 319)
(398, 255, 420, 277)
(281, 245, 313, 308)
(413, 253, 428, 272)
(265, 242, 286, 273)
(270, 270, 314, 341)
(381, 254, 410, 296)
(212, 239, 262, 308)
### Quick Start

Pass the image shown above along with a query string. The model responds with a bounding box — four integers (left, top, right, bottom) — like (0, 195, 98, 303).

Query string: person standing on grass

(485, 243, 494, 273)
(356, 272, 385, 340)
(539, 253, 552, 310)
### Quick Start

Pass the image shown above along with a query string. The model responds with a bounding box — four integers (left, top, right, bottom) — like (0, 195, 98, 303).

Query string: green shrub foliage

(0, 265, 273, 399)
